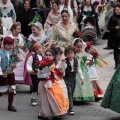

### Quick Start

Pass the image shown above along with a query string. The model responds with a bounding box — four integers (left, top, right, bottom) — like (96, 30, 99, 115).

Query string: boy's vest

(0, 49, 12, 72)
(32, 53, 40, 72)
(65, 58, 78, 77)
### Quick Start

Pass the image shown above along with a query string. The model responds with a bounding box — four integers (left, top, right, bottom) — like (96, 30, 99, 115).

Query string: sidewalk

(0, 40, 120, 120)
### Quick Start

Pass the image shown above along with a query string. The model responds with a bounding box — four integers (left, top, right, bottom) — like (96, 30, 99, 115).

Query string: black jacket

(17, 8, 35, 37)
(107, 15, 120, 49)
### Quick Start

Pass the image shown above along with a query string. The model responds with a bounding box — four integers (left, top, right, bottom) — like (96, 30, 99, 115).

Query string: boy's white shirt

(69, 59, 84, 80)
(26, 54, 42, 73)
(26, 54, 49, 78)
(0, 49, 10, 75)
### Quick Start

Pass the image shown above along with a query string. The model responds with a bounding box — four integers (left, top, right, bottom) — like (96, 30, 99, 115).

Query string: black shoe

(103, 47, 111, 49)
(95, 97, 103, 102)
(8, 106, 17, 112)
(68, 109, 75, 115)
(38, 115, 48, 120)
(53, 116, 62, 120)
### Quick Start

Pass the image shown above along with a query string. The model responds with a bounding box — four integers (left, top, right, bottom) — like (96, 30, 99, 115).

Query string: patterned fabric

(73, 54, 95, 101)
(0, 49, 12, 72)
(65, 58, 78, 77)
(101, 64, 120, 113)
(82, 28, 96, 39)
(53, 22, 78, 48)
(38, 64, 69, 117)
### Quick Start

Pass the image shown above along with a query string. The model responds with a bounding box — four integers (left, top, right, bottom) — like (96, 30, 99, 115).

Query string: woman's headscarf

(0, 0, 16, 18)
(0, 0, 11, 7)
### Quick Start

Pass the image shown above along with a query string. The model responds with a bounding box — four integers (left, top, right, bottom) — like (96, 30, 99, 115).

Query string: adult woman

(106, 4, 120, 69)
(52, 10, 78, 49)
(16, 0, 35, 37)
(81, 0, 96, 19)
(81, 0, 100, 35)
(9, 22, 26, 84)
(44, 1, 61, 40)
(0, 0, 16, 33)
(59, 0, 73, 21)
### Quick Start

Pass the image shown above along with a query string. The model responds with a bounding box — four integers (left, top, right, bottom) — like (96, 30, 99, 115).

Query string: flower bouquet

(35, 58, 54, 88)
(98, 6, 102, 14)
(34, 58, 54, 70)
(91, 51, 108, 67)
(24, 37, 28, 48)
(5, 53, 21, 74)
(54, 68, 64, 79)
(73, 30, 82, 38)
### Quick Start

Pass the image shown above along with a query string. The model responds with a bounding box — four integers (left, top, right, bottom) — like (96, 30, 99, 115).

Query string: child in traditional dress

(28, 22, 48, 46)
(63, 46, 84, 115)
(9, 22, 26, 84)
(37, 49, 69, 120)
(85, 41, 103, 101)
(24, 21, 48, 85)
(73, 38, 95, 102)
(0, 37, 17, 112)
(53, 47, 68, 99)
(27, 41, 43, 106)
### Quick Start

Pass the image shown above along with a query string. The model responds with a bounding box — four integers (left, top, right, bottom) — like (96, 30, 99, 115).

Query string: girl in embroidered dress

(9, 22, 26, 84)
(52, 46, 68, 99)
(73, 38, 95, 102)
(24, 22, 48, 85)
(37, 49, 69, 119)
(0, 0, 16, 34)
(63, 46, 84, 115)
(85, 41, 103, 101)
(27, 41, 43, 106)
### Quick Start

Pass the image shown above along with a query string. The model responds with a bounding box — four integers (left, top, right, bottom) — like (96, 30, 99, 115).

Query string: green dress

(101, 65, 120, 113)
(73, 53, 95, 101)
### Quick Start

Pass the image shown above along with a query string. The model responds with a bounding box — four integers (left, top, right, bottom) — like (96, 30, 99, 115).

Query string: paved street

(0, 39, 120, 120)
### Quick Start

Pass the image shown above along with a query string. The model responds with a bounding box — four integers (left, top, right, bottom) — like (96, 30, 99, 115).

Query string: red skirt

(0, 73, 16, 86)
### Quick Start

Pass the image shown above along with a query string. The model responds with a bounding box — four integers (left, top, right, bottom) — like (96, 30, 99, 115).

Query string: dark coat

(107, 16, 120, 49)
(17, 8, 35, 37)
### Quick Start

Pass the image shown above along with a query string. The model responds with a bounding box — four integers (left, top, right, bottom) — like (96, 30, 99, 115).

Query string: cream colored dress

(52, 21, 78, 49)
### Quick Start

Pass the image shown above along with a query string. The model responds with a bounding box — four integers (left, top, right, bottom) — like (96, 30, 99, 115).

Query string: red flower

(91, 51, 99, 57)
(98, 6, 102, 12)
(55, 68, 63, 79)
(77, 31, 82, 37)
(39, 60, 47, 67)
(73, 31, 82, 38)
(34, 58, 54, 70)
(24, 37, 28, 41)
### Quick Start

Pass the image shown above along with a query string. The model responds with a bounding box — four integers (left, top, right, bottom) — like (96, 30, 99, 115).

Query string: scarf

(46, 9, 61, 25)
